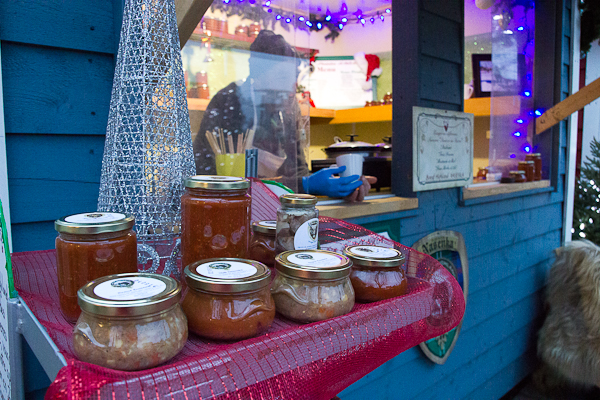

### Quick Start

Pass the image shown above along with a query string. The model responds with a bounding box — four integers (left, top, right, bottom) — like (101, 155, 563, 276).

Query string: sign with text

(413, 107, 474, 192)
(0, 200, 12, 399)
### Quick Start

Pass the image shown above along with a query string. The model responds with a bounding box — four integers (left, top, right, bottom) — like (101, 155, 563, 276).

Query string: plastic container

(55, 212, 138, 323)
(343, 245, 407, 303)
(248, 220, 277, 271)
(73, 273, 187, 371)
(181, 176, 251, 269)
(275, 194, 319, 252)
(182, 259, 275, 340)
(271, 250, 355, 323)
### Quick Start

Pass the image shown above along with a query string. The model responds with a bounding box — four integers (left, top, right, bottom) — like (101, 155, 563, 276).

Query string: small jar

(276, 194, 319, 252)
(526, 153, 542, 181)
(55, 212, 138, 323)
(235, 25, 249, 37)
(73, 273, 187, 371)
(196, 71, 208, 86)
(344, 245, 407, 303)
(518, 161, 535, 181)
(248, 220, 277, 271)
(509, 170, 527, 183)
(182, 259, 275, 340)
(181, 176, 251, 270)
(199, 84, 210, 99)
(271, 250, 355, 323)
(249, 22, 262, 37)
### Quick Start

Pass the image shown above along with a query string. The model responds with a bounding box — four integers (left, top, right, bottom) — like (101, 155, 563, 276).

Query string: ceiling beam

(175, 0, 212, 49)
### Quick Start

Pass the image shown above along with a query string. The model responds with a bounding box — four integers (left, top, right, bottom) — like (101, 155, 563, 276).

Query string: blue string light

(513, 131, 522, 137)
(516, 118, 525, 124)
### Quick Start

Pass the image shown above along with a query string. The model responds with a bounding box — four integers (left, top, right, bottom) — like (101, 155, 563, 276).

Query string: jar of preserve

(235, 25, 249, 37)
(182, 258, 275, 340)
(343, 245, 407, 303)
(73, 273, 187, 371)
(271, 250, 355, 323)
(198, 84, 210, 99)
(509, 170, 527, 183)
(249, 22, 262, 37)
(276, 194, 319, 253)
(525, 153, 542, 181)
(518, 161, 535, 182)
(196, 70, 208, 86)
(248, 220, 277, 270)
(55, 212, 138, 323)
(181, 176, 251, 269)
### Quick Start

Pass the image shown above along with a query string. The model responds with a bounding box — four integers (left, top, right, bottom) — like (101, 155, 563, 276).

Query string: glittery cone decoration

(98, 0, 195, 277)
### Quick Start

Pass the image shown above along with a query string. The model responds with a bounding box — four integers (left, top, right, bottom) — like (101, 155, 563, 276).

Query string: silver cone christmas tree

(98, 0, 195, 277)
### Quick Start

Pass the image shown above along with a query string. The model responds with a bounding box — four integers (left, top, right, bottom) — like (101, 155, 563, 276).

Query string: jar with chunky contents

(271, 250, 354, 323)
(73, 273, 187, 371)
(248, 220, 277, 270)
(182, 258, 275, 340)
(344, 245, 407, 303)
(55, 212, 138, 323)
(276, 194, 319, 252)
(181, 176, 251, 269)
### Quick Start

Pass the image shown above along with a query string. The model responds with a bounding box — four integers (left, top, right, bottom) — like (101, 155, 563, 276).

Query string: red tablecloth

(12, 182, 465, 399)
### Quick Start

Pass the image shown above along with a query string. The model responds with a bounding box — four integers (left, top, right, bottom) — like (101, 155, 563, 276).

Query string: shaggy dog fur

(537, 239, 600, 389)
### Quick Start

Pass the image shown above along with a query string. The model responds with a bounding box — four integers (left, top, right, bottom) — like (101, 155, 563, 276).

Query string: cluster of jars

(509, 153, 543, 183)
(365, 92, 393, 107)
(55, 176, 409, 372)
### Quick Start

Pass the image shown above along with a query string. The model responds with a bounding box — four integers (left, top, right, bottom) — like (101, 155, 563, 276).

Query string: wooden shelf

(465, 96, 522, 117)
(317, 196, 418, 219)
(187, 97, 210, 111)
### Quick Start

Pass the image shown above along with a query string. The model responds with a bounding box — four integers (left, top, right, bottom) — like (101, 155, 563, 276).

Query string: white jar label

(65, 212, 126, 224)
(258, 220, 277, 228)
(288, 251, 341, 268)
(349, 246, 400, 259)
(293, 218, 319, 250)
(196, 261, 257, 279)
(94, 277, 167, 300)
(198, 176, 242, 182)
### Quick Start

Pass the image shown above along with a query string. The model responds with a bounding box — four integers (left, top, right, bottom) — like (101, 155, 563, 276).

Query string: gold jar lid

(528, 153, 541, 157)
(343, 245, 405, 268)
(509, 170, 526, 175)
(55, 212, 134, 235)
(518, 160, 534, 165)
(252, 220, 276, 235)
(279, 194, 318, 208)
(78, 273, 181, 317)
(184, 175, 250, 190)
(275, 250, 351, 280)
(185, 258, 270, 293)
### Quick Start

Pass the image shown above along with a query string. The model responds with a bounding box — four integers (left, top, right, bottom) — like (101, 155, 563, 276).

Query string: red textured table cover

(11, 181, 465, 399)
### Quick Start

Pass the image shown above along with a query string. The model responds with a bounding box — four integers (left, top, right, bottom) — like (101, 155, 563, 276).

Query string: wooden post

(175, 0, 212, 49)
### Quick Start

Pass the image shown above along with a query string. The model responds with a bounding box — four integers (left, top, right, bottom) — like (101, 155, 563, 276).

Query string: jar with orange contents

(55, 212, 138, 323)
(181, 176, 251, 270)
(248, 220, 277, 271)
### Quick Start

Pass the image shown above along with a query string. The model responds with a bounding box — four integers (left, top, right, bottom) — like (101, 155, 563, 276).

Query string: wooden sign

(413, 107, 474, 192)
(412, 230, 468, 365)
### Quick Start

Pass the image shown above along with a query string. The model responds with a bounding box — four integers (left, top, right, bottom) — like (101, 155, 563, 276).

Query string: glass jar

(509, 170, 527, 183)
(276, 194, 319, 253)
(271, 250, 355, 323)
(182, 259, 275, 340)
(55, 212, 138, 323)
(518, 160, 535, 182)
(343, 245, 407, 303)
(248, 220, 277, 271)
(525, 153, 542, 181)
(73, 273, 187, 371)
(181, 176, 251, 270)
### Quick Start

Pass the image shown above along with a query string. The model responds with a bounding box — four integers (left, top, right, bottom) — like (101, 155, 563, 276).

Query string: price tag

(0, 200, 13, 398)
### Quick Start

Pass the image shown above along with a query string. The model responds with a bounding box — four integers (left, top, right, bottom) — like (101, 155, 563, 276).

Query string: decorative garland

(581, 0, 600, 55)
(210, 1, 391, 42)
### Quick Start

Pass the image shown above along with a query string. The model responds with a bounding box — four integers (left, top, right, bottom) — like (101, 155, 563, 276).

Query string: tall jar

(343, 245, 407, 303)
(182, 258, 275, 340)
(276, 194, 319, 252)
(248, 220, 277, 271)
(518, 161, 535, 182)
(55, 212, 138, 323)
(73, 273, 187, 371)
(525, 153, 542, 181)
(181, 176, 251, 269)
(271, 250, 355, 323)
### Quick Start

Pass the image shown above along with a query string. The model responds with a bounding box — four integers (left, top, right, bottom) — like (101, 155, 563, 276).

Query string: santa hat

(354, 52, 383, 90)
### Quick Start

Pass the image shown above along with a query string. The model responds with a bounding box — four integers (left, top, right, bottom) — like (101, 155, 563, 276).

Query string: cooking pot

(324, 135, 390, 158)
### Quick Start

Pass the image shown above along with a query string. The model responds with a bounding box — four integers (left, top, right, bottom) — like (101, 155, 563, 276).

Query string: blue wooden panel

(1, 43, 114, 135)
(419, 56, 462, 105)
(562, 6, 571, 38)
(561, 63, 570, 94)
(418, 99, 462, 112)
(0, 1, 115, 54)
(11, 221, 56, 252)
(420, 12, 462, 64)
(422, 0, 463, 22)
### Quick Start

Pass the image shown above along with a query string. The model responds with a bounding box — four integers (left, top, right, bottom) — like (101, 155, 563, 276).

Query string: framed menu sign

(413, 107, 474, 192)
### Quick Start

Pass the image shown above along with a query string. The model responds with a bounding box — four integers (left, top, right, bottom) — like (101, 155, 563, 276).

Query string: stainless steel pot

(324, 135, 392, 158)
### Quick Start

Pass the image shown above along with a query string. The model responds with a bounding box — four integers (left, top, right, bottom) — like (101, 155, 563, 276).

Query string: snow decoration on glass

(97, 0, 195, 279)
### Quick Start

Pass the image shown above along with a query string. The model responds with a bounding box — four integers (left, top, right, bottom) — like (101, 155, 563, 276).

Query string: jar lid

(343, 245, 405, 268)
(252, 220, 276, 235)
(184, 258, 270, 293)
(275, 250, 351, 279)
(509, 170, 526, 175)
(55, 212, 134, 235)
(518, 160, 534, 165)
(184, 175, 250, 190)
(78, 273, 181, 317)
(279, 194, 317, 207)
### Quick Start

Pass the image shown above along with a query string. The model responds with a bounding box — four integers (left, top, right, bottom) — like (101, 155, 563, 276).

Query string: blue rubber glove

(302, 166, 363, 198)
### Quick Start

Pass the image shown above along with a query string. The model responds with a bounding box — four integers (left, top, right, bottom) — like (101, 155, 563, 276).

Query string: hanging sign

(413, 107, 474, 191)
(412, 230, 468, 365)
(0, 200, 13, 398)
